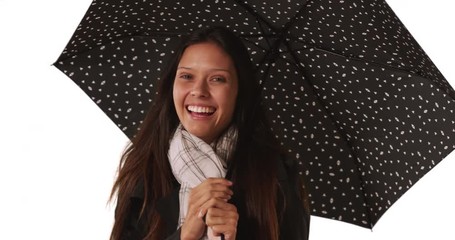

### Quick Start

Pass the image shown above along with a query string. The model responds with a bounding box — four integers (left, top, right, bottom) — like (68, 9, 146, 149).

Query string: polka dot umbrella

(54, 0, 455, 229)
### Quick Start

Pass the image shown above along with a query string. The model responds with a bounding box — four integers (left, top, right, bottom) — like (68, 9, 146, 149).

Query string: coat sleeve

(277, 157, 311, 240)
(117, 186, 182, 240)
(117, 197, 183, 240)
(164, 228, 181, 240)
(116, 197, 147, 240)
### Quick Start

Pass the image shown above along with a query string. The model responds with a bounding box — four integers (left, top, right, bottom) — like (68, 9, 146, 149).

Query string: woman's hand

(180, 178, 234, 240)
(203, 199, 239, 240)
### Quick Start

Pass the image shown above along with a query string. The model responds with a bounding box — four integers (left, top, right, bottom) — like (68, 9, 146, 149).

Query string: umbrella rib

(310, 46, 455, 101)
(282, 37, 435, 82)
(233, 0, 279, 33)
(283, 34, 429, 79)
(233, 0, 312, 69)
(255, 0, 312, 87)
(283, 40, 375, 228)
(304, 46, 455, 99)
(232, 0, 279, 66)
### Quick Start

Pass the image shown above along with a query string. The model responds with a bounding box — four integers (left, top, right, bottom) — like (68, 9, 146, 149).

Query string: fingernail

(198, 209, 203, 218)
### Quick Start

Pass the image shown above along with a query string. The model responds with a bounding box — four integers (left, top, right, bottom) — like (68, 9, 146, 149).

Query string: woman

(110, 26, 310, 240)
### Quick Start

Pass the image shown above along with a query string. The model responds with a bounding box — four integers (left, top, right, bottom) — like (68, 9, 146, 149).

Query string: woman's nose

(190, 80, 209, 97)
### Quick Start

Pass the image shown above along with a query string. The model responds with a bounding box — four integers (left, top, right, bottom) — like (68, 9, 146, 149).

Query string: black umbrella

(54, 0, 455, 229)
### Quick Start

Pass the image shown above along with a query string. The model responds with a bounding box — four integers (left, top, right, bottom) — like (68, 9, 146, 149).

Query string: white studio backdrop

(0, 0, 454, 239)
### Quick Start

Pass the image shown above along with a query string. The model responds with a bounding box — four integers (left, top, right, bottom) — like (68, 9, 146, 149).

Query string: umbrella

(54, 0, 455, 229)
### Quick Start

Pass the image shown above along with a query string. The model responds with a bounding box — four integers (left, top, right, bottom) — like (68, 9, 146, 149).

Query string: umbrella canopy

(54, 0, 455, 229)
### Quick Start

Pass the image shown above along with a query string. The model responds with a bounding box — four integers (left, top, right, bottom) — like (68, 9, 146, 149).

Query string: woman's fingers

(181, 179, 231, 239)
(186, 178, 233, 218)
(202, 198, 237, 211)
(204, 201, 238, 240)
(192, 178, 233, 197)
(205, 205, 238, 225)
(182, 178, 235, 239)
(188, 178, 233, 208)
(191, 187, 232, 203)
(196, 194, 235, 217)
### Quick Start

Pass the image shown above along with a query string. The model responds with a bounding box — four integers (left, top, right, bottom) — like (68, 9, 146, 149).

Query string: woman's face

(173, 41, 238, 143)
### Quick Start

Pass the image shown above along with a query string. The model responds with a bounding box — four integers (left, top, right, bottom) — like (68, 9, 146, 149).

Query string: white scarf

(168, 124, 237, 239)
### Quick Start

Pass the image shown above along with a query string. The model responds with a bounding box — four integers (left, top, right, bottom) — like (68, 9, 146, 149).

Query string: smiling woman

(1, 0, 455, 240)
(109, 26, 310, 240)
(173, 42, 238, 144)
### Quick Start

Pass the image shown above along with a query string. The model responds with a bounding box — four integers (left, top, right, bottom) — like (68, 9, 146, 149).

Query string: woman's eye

(179, 74, 192, 80)
(211, 76, 226, 82)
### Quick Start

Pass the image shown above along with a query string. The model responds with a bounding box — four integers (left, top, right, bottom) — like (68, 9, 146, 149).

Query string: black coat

(119, 157, 310, 240)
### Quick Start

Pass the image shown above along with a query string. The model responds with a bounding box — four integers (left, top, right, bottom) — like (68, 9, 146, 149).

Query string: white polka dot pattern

(55, 0, 455, 228)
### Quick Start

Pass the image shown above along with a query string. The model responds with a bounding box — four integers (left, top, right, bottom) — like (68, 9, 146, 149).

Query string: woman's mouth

(187, 105, 216, 116)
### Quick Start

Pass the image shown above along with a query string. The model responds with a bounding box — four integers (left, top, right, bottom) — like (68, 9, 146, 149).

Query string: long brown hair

(110, 26, 304, 240)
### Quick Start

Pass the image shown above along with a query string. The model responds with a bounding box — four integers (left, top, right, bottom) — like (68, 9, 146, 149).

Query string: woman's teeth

(187, 106, 215, 114)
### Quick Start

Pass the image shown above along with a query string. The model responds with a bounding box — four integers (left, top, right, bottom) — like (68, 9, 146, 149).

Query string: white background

(0, 0, 454, 239)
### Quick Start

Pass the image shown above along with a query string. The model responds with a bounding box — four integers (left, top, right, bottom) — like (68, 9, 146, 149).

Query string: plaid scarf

(168, 124, 237, 238)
